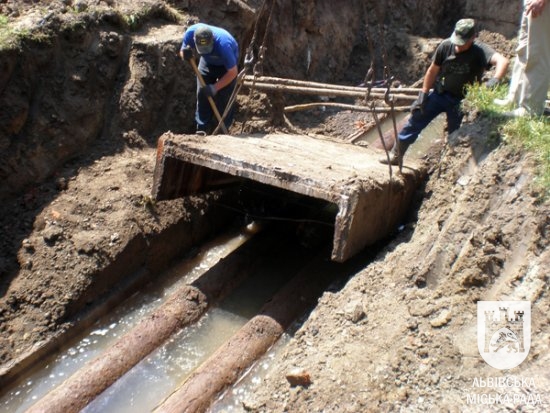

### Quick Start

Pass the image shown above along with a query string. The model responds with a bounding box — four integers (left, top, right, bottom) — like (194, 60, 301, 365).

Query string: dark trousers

(398, 91, 463, 144)
(196, 59, 237, 133)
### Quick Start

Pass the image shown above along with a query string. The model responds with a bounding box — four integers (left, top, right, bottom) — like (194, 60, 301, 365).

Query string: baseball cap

(450, 19, 476, 46)
(194, 25, 214, 54)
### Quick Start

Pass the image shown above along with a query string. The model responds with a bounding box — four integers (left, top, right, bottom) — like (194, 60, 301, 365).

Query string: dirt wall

(0, 0, 520, 200)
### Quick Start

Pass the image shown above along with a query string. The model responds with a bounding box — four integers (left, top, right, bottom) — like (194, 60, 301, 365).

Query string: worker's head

(451, 18, 476, 49)
(194, 25, 214, 55)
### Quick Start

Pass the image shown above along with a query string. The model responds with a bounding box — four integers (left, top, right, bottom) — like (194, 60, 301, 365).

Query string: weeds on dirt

(0, 3, 184, 50)
(501, 116, 550, 197)
(116, 3, 183, 32)
(0, 13, 54, 51)
(462, 83, 508, 118)
(136, 194, 158, 213)
(0, 14, 28, 50)
(463, 83, 550, 199)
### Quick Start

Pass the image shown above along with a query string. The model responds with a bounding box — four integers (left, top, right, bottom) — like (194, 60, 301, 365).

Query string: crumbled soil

(0, 1, 548, 412)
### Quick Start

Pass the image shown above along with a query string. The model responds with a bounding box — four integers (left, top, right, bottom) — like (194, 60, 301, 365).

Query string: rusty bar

(284, 102, 410, 113)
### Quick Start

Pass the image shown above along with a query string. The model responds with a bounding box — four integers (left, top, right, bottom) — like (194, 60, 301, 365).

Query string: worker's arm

(490, 52, 509, 81)
(212, 66, 238, 92)
(421, 62, 440, 94)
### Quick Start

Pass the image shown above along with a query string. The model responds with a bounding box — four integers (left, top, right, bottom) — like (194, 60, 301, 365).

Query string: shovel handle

(189, 57, 229, 134)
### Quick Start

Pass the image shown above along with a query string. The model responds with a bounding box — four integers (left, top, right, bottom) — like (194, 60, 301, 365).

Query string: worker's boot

(379, 139, 411, 165)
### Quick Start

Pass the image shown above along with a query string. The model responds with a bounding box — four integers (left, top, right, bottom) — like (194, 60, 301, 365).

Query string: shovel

(189, 57, 229, 134)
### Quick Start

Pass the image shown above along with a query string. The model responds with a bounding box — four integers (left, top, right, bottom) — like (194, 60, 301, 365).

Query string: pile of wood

(242, 75, 421, 113)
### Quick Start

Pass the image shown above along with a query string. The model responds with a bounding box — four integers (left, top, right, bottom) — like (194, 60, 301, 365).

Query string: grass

(0, 13, 19, 49)
(0, 13, 47, 51)
(463, 83, 550, 199)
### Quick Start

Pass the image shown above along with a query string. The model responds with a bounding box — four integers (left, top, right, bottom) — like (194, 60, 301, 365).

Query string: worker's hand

(202, 84, 217, 97)
(484, 77, 500, 88)
(411, 91, 428, 114)
(181, 46, 193, 61)
(526, 0, 547, 18)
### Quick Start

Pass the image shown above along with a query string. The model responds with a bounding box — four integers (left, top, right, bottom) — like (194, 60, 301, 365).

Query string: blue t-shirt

(181, 24, 239, 69)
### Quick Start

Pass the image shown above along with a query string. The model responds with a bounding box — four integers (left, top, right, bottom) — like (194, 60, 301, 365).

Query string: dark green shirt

(433, 39, 495, 99)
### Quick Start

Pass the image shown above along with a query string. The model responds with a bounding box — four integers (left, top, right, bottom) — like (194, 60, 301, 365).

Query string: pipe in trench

(284, 101, 410, 113)
(243, 75, 423, 94)
(25, 230, 277, 413)
(154, 250, 358, 413)
(242, 81, 418, 101)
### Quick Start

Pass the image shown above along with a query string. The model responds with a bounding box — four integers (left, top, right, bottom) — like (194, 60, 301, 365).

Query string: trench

(1, 227, 256, 413)
(0, 215, 370, 413)
(0, 108, 445, 413)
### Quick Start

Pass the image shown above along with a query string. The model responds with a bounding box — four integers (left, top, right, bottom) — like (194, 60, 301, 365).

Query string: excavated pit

(4, 2, 547, 413)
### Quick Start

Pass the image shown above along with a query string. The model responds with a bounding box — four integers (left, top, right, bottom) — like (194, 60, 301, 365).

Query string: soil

(1, 1, 549, 412)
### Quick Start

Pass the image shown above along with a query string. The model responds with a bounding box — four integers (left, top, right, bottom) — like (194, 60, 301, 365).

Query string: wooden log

(243, 75, 423, 94)
(243, 81, 418, 100)
(154, 253, 347, 413)
(370, 115, 412, 151)
(25, 232, 276, 413)
(284, 101, 410, 113)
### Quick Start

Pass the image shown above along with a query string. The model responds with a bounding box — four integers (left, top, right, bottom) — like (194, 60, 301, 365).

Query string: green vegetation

(463, 83, 550, 199)
(501, 115, 550, 196)
(0, 13, 19, 49)
(0, 14, 49, 50)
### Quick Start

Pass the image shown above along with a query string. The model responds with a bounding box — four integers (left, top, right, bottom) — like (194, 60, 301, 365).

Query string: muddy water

(0, 224, 264, 413)
(82, 233, 305, 413)
(363, 112, 446, 158)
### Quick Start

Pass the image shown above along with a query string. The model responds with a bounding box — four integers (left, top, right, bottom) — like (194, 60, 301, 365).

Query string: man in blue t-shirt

(381, 19, 509, 165)
(179, 24, 239, 134)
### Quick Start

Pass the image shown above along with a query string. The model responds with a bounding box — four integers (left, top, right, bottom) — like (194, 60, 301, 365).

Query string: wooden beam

(243, 75, 422, 94)
(284, 101, 410, 113)
(243, 81, 418, 100)
(154, 253, 345, 413)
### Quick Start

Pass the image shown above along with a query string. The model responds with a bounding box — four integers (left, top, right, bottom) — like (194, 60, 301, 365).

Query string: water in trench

(362, 112, 446, 158)
(1, 220, 322, 413)
(82, 231, 309, 413)
(0, 223, 271, 413)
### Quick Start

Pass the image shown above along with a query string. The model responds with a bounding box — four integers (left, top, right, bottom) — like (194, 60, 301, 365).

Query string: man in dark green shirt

(381, 19, 509, 165)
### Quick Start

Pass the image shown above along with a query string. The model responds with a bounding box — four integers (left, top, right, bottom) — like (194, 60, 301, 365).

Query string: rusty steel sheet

(153, 132, 425, 262)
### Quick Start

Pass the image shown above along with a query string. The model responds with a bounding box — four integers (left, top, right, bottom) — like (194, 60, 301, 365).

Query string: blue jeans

(398, 91, 463, 144)
(196, 59, 237, 133)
